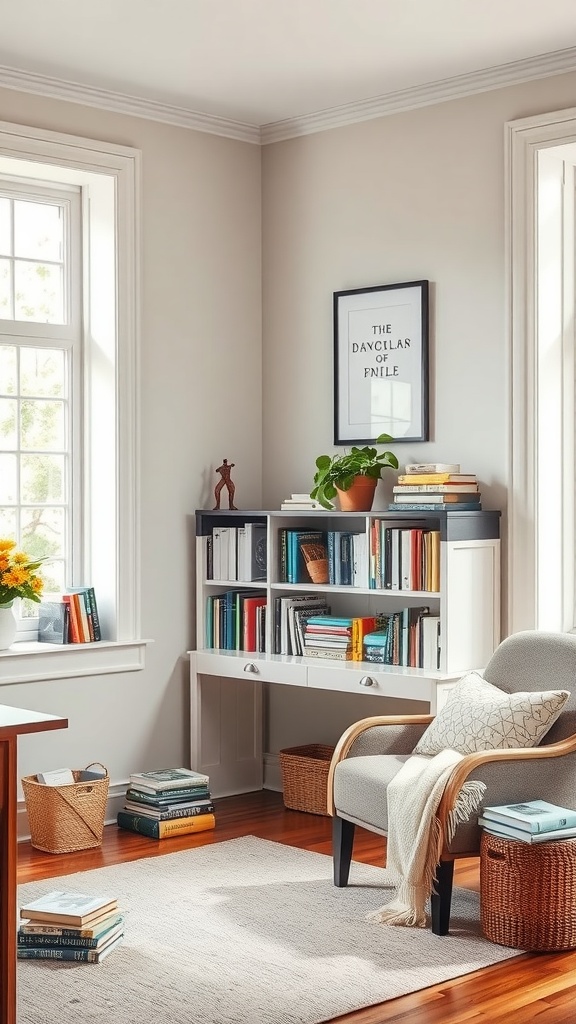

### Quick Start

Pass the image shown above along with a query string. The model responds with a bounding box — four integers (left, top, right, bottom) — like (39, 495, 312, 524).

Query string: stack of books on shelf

(389, 462, 482, 512)
(38, 586, 101, 645)
(18, 891, 124, 963)
(280, 493, 322, 511)
(208, 522, 266, 582)
(117, 768, 215, 840)
(205, 590, 267, 652)
(478, 800, 576, 843)
(303, 615, 354, 660)
(362, 608, 440, 669)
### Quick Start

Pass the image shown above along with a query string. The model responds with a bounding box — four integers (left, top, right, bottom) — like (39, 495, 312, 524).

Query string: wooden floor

(17, 790, 576, 1023)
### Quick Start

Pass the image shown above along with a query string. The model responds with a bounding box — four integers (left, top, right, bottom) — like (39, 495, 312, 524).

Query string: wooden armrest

(437, 733, 576, 849)
(327, 714, 434, 815)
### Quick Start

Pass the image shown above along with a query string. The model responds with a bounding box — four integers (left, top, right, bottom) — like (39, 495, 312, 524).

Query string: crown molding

(261, 46, 576, 144)
(2, 46, 576, 148)
(0, 64, 261, 145)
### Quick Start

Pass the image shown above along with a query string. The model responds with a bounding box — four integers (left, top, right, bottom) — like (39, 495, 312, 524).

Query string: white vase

(0, 603, 17, 650)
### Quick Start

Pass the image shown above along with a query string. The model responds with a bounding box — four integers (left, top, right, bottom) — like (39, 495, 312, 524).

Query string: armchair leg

(430, 859, 454, 936)
(333, 815, 355, 887)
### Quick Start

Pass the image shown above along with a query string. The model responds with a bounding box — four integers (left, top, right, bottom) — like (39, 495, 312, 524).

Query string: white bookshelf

(188, 508, 501, 796)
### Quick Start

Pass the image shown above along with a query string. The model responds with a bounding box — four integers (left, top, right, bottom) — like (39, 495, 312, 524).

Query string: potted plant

(310, 434, 399, 511)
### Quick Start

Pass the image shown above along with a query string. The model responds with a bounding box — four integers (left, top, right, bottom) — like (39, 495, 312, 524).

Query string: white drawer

(306, 662, 436, 703)
(195, 651, 307, 686)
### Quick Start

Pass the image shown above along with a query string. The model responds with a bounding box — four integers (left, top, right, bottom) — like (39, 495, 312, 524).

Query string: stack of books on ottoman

(478, 800, 576, 843)
(18, 891, 124, 962)
(117, 767, 215, 839)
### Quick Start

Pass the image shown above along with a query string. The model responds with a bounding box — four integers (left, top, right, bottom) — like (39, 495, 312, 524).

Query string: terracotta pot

(335, 475, 378, 512)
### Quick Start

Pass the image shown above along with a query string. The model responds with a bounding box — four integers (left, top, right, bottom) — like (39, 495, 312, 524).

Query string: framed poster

(333, 279, 429, 444)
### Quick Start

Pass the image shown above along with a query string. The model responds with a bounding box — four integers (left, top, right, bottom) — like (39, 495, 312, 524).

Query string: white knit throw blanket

(368, 749, 486, 928)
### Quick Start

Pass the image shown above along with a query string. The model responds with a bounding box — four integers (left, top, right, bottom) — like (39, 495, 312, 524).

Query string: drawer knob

(243, 663, 259, 674)
(359, 675, 375, 687)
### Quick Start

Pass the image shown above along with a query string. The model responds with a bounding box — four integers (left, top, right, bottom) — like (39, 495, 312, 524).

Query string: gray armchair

(328, 630, 576, 934)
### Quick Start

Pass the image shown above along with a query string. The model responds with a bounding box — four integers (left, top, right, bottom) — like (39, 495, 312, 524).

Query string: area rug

(17, 835, 522, 1024)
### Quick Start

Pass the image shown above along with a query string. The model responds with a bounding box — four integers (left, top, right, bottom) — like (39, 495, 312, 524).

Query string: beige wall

(260, 71, 576, 753)
(0, 88, 263, 816)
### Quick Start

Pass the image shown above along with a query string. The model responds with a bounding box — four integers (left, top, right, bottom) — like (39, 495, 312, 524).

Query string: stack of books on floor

(117, 767, 215, 840)
(478, 799, 576, 843)
(18, 891, 124, 962)
(389, 462, 482, 511)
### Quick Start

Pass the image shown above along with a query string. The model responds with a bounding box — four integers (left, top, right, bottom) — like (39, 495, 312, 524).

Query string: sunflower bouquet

(0, 540, 45, 607)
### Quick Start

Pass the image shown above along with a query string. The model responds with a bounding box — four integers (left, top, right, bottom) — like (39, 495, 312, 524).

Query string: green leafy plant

(310, 434, 399, 510)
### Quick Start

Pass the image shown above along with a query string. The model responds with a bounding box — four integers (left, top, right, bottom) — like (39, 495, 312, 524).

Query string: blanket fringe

(446, 780, 486, 844)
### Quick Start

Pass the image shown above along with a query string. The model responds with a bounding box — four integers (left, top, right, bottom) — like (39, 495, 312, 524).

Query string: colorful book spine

(123, 800, 215, 820)
(117, 810, 216, 839)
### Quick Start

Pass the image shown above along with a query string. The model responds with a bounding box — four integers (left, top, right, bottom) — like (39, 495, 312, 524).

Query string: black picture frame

(333, 279, 429, 444)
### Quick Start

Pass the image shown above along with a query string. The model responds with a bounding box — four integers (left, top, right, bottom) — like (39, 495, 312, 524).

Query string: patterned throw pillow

(413, 671, 569, 756)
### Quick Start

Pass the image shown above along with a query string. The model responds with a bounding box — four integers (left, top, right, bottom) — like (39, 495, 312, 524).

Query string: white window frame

(507, 107, 576, 635)
(0, 121, 147, 682)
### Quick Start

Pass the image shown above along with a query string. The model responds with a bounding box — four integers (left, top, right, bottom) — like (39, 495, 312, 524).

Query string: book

(17, 934, 123, 962)
(393, 492, 480, 504)
(404, 463, 461, 474)
(396, 473, 477, 484)
(117, 810, 216, 839)
(19, 911, 124, 940)
(18, 917, 124, 949)
(123, 799, 215, 819)
(20, 891, 117, 926)
(478, 819, 576, 843)
(128, 768, 209, 792)
(388, 502, 482, 512)
(36, 768, 75, 786)
(61, 594, 82, 643)
(481, 800, 576, 834)
(393, 483, 479, 494)
(242, 523, 267, 581)
(38, 601, 69, 644)
(125, 786, 210, 805)
(302, 647, 353, 660)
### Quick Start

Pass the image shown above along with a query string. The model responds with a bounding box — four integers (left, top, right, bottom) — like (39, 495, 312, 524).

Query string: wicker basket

(22, 763, 109, 854)
(279, 744, 335, 816)
(480, 830, 576, 950)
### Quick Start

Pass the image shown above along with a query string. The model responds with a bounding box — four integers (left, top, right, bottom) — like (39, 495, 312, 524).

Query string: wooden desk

(0, 704, 68, 1024)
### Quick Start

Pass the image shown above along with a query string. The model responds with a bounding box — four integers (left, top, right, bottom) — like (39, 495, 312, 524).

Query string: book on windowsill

(128, 768, 209, 793)
(20, 891, 117, 927)
(478, 818, 576, 843)
(481, 800, 576, 834)
(117, 810, 216, 839)
(37, 602, 70, 645)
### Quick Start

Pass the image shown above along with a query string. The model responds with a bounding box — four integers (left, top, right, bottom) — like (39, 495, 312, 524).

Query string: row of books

(479, 799, 576, 844)
(117, 767, 216, 840)
(38, 587, 101, 644)
(207, 523, 267, 582)
(369, 523, 440, 591)
(390, 467, 482, 512)
(279, 528, 366, 586)
(363, 609, 440, 669)
(205, 590, 267, 651)
(18, 891, 124, 963)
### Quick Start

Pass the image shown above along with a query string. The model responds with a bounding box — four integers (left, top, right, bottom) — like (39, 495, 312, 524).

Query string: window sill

(0, 640, 153, 685)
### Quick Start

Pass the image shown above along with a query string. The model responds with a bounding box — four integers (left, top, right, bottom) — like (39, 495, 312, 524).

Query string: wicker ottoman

(480, 831, 576, 950)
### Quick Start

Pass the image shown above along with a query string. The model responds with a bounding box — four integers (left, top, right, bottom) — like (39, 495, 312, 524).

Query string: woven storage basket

(480, 830, 576, 950)
(279, 744, 335, 816)
(22, 763, 109, 854)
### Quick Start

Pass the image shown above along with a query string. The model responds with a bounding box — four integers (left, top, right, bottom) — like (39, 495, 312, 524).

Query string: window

(0, 121, 143, 680)
(0, 184, 81, 637)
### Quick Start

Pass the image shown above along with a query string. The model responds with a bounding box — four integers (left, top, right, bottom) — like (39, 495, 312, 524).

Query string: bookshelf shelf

(189, 508, 501, 796)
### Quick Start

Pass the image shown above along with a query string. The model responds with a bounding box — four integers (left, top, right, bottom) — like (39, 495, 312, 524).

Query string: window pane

(0, 258, 11, 318)
(0, 346, 16, 395)
(0, 507, 16, 536)
(0, 199, 9, 256)
(0, 454, 17, 503)
(21, 506, 65, 560)
(20, 348, 65, 398)
(14, 262, 63, 324)
(0, 397, 17, 449)
(41, 559, 65, 595)
(14, 200, 62, 262)
(21, 454, 65, 504)
(20, 399, 65, 451)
